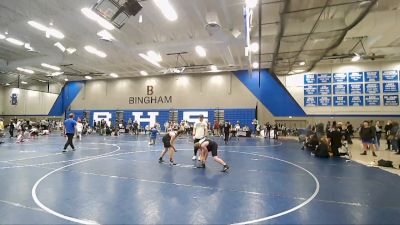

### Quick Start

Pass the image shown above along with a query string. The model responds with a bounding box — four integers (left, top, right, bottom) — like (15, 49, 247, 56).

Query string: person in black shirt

(360, 121, 377, 157)
(223, 121, 231, 144)
(329, 125, 342, 157)
(384, 120, 392, 150)
(194, 139, 229, 172)
(314, 136, 330, 158)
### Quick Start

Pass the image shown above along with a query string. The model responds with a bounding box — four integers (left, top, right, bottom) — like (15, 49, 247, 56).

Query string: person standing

(159, 130, 184, 165)
(384, 120, 393, 150)
(223, 121, 231, 144)
(76, 118, 83, 141)
(359, 121, 377, 157)
(63, 113, 77, 152)
(375, 121, 382, 150)
(192, 115, 208, 160)
(9, 119, 15, 138)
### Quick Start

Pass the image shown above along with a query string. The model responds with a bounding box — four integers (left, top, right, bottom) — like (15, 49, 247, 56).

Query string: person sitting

(305, 134, 319, 152)
(338, 136, 349, 156)
(314, 136, 330, 158)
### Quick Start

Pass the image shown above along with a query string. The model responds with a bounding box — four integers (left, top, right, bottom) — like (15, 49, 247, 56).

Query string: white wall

(2, 87, 58, 115)
(282, 60, 400, 116)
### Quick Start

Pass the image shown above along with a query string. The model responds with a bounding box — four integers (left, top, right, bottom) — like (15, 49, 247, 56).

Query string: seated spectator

(305, 134, 319, 152)
(314, 136, 330, 158)
(338, 136, 349, 156)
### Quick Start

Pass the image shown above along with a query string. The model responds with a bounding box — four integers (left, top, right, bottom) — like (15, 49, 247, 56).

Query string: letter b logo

(147, 86, 154, 95)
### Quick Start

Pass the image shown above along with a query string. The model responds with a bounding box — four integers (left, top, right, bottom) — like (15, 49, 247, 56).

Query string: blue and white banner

(317, 73, 332, 84)
(333, 96, 348, 106)
(348, 72, 364, 83)
(318, 85, 332, 95)
(304, 85, 318, 95)
(333, 73, 347, 83)
(349, 96, 364, 106)
(364, 83, 380, 94)
(304, 74, 317, 84)
(364, 71, 379, 82)
(382, 70, 399, 81)
(383, 95, 399, 106)
(365, 95, 381, 106)
(304, 97, 318, 107)
(383, 82, 399, 93)
(349, 83, 363, 94)
(318, 96, 332, 106)
(333, 84, 347, 95)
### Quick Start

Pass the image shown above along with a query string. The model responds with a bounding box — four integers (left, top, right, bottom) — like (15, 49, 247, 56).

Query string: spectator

(359, 121, 377, 157)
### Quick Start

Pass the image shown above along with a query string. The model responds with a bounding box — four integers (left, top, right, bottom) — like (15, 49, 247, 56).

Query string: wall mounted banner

(318, 85, 332, 95)
(383, 82, 399, 93)
(364, 83, 380, 94)
(349, 96, 364, 106)
(349, 83, 363, 94)
(318, 96, 332, 106)
(383, 95, 399, 106)
(365, 95, 381, 106)
(364, 71, 379, 82)
(317, 73, 332, 83)
(304, 74, 317, 84)
(333, 73, 347, 83)
(333, 96, 348, 106)
(348, 72, 364, 83)
(304, 97, 317, 107)
(304, 85, 318, 95)
(333, 84, 347, 95)
(382, 70, 399, 81)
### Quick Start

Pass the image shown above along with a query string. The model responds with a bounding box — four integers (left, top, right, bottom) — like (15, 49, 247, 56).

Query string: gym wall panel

(1, 87, 58, 115)
(70, 73, 259, 110)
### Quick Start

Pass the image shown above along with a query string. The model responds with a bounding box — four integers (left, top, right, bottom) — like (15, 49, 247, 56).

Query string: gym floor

(0, 134, 399, 224)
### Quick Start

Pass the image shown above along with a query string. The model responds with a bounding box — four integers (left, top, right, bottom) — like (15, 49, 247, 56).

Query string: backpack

(377, 159, 393, 168)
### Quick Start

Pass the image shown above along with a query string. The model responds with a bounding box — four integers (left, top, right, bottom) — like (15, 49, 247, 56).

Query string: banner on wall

(333, 96, 348, 106)
(349, 83, 363, 94)
(333, 73, 347, 83)
(364, 71, 379, 82)
(304, 97, 317, 107)
(304, 85, 318, 95)
(383, 95, 399, 106)
(349, 96, 364, 106)
(365, 95, 381, 106)
(304, 74, 317, 84)
(382, 70, 399, 81)
(364, 83, 380, 94)
(333, 84, 347, 95)
(318, 85, 331, 95)
(318, 96, 332, 106)
(317, 73, 332, 83)
(348, 72, 363, 83)
(383, 82, 399, 93)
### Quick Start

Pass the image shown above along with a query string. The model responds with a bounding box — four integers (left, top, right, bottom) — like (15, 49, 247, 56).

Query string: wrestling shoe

(158, 158, 164, 163)
(192, 156, 197, 161)
(221, 165, 229, 172)
(196, 163, 205, 168)
(170, 160, 177, 166)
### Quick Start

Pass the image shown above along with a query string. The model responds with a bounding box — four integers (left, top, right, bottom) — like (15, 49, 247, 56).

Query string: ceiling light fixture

(97, 30, 114, 41)
(4, 83, 10, 86)
(54, 42, 66, 52)
(85, 75, 93, 80)
(81, 8, 115, 30)
(28, 21, 64, 39)
(250, 42, 259, 53)
(110, 73, 119, 78)
(139, 53, 161, 67)
(6, 37, 24, 46)
(210, 65, 218, 72)
(41, 63, 60, 71)
(21, 81, 28, 85)
(299, 61, 306, 66)
(17, 67, 34, 74)
(139, 15, 143, 23)
(84, 45, 107, 58)
(0, 34, 6, 39)
(153, 0, 178, 21)
(64, 78, 69, 81)
(252, 62, 259, 69)
(66, 48, 76, 54)
(195, 46, 206, 57)
(246, 0, 258, 8)
(147, 50, 162, 62)
(140, 70, 148, 76)
(51, 72, 64, 76)
(351, 53, 361, 62)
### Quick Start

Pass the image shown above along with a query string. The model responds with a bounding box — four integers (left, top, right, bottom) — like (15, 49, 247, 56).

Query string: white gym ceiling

(0, 0, 399, 87)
